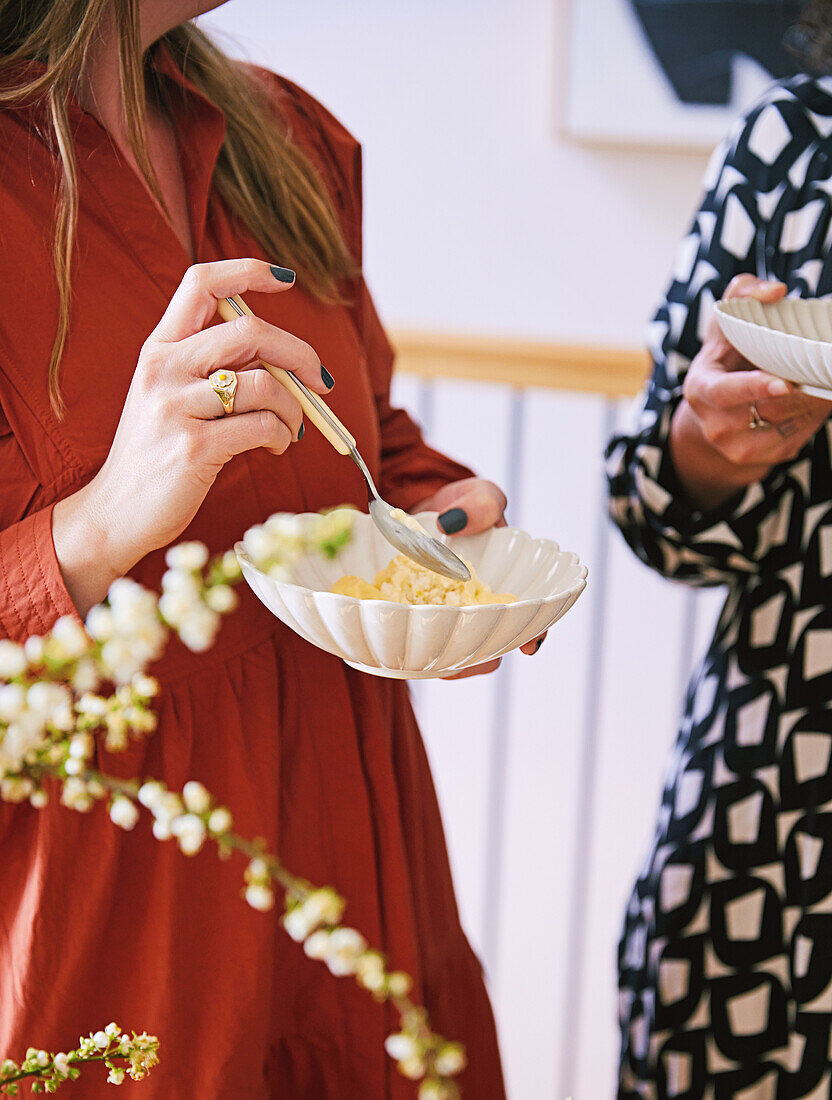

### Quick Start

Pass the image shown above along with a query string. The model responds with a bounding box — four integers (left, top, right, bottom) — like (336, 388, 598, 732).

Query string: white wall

(203, 0, 713, 344)
(201, 3, 727, 1097)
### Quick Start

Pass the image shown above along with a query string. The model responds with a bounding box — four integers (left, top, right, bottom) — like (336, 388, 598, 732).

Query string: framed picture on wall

(565, 0, 804, 151)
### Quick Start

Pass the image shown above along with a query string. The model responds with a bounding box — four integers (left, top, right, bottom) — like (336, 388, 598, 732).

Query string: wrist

(53, 477, 143, 617)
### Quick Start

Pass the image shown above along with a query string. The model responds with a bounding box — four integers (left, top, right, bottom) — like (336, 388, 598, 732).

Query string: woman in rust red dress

(0, 1, 542, 1096)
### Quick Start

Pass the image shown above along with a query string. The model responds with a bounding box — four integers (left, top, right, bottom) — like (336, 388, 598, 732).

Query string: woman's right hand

(54, 259, 331, 615)
(669, 274, 832, 511)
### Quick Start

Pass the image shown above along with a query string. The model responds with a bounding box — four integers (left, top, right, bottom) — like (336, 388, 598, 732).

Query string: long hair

(0, 1, 356, 415)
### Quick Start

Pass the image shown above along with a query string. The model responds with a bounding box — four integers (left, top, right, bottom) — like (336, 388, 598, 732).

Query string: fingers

(434, 481, 507, 536)
(206, 408, 295, 461)
(174, 314, 332, 395)
(189, 368, 304, 440)
(686, 366, 791, 412)
(152, 259, 296, 344)
(520, 632, 547, 656)
(723, 274, 787, 303)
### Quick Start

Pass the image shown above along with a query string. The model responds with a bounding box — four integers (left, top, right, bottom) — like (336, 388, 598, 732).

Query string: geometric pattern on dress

(608, 74, 832, 1099)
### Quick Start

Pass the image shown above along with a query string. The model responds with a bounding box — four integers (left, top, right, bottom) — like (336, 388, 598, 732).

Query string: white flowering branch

(0, 1025, 159, 1094)
(0, 509, 466, 1099)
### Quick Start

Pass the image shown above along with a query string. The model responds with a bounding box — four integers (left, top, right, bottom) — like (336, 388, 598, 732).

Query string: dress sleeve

(606, 86, 825, 587)
(357, 278, 474, 511)
(0, 407, 79, 642)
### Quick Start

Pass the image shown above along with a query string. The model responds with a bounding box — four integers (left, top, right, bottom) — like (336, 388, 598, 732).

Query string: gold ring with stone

(209, 369, 238, 415)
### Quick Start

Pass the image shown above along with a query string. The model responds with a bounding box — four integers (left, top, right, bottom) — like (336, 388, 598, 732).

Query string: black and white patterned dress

(607, 75, 832, 1099)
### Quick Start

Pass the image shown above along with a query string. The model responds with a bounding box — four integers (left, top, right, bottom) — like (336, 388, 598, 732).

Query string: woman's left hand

(414, 478, 547, 677)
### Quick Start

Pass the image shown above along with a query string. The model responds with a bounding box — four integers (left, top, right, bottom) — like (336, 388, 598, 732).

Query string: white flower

(36, 1050, 49, 1068)
(242, 524, 272, 562)
(51, 616, 89, 659)
(418, 1082, 448, 1100)
(160, 569, 201, 597)
(29, 789, 48, 809)
(1, 776, 32, 802)
(171, 813, 206, 856)
(105, 1023, 121, 1038)
(204, 584, 237, 614)
(0, 640, 26, 679)
(0, 683, 25, 722)
(207, 807, 232, 835)
(302, 930, 331, 960)
(165, 542, 209, 572)
(247, 857, 269, 880)
(26, 682, 68, 714)
(182, 781, 211, 814)
(131, 674, 159, 699)
(152, 817, 173, 842)
(434, 1043, 466, 1076)
(77, 693, 108, 718)
(178, 606, 220, 652)
(92, 1031, 109, 1050)
(69, 732, 94, 759)
(355, 951, 387, 993)
(64, 756, 84, 776)
(60, 778, 93, 813)
(283, 907, 314, 943)
(109, 796, 140, 831)
(384, 1033, 419, 1063)
(398, 1054, 427, 1081)
(324, 927, 367, 977)
(245, 884, 275, 912)
(387, 971, 412, 998)
(107, 1066, 125, 1085)
(72, 658, 99, 693)
(52, 1053, 70, 1077)
(85, 604, 114, 642)
(301, 888, 344, 927)
(23, 635, 44, 663)
(137, 781, 164, 810)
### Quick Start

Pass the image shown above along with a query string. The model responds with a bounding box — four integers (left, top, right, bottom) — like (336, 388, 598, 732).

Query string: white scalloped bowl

(235, 511, 587, 679)
(715, 297, 832, 398)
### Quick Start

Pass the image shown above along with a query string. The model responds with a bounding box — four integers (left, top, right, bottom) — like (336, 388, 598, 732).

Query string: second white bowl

(715, 297, 832, 398)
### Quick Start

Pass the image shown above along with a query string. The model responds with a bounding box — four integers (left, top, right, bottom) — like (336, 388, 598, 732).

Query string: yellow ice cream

(331, 554, 516, 607)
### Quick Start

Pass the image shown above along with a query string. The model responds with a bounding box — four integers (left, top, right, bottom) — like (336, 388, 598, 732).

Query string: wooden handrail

(391, 328, 651, 397)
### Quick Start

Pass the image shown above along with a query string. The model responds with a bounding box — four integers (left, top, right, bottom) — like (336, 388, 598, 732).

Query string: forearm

(52, 481, 138, 619)
(668, 399, 771, 512)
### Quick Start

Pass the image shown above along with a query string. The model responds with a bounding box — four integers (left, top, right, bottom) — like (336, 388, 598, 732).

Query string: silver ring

(748, 403, 769, 430)
(208, 369, 238, 415)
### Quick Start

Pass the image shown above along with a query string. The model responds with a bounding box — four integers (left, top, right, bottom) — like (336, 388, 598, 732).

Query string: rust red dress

(0, 53, 506, 1099)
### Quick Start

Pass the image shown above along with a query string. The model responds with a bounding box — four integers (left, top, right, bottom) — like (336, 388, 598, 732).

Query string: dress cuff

(0, 504, 80, 642)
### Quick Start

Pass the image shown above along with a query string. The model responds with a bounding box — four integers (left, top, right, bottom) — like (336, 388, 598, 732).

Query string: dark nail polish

(320, 364, 335, 389)
(270, 265, 296, 284)
(438, 508, 467, 535)
(298, 422, 305, 440)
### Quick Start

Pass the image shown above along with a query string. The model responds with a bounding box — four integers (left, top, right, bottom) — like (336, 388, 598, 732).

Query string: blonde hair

(0, 1, 356, 414)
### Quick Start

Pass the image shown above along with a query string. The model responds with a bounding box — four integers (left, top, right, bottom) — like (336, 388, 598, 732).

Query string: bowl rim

(234, 515, 588, 612)
(715, 297, 832, 351)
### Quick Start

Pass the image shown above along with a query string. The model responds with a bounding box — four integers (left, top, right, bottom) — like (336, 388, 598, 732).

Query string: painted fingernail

(320, 364, 335, 389)
(298, 422, 305, 440)
(534, 637, 544, 654)
(270, 265, 296, 284)
(438, 508, 467, 534)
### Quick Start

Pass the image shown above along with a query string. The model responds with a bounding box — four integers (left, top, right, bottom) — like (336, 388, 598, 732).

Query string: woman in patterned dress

(607, 4, 832, 1096)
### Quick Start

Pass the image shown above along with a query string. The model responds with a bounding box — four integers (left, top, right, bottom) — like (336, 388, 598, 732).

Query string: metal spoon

(217, 296, 471, 582)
